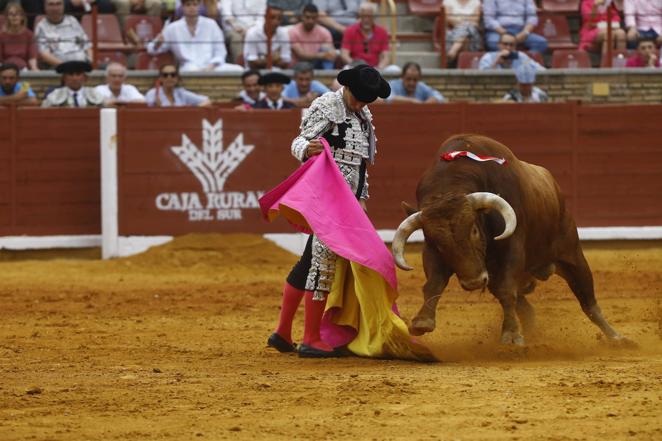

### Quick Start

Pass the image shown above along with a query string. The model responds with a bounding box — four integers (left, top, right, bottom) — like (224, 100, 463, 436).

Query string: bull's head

(392, 192, 517, 291)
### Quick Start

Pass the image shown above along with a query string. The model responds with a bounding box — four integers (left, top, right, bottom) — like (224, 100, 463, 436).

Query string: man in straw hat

(41, 60, 103, 107)
(267, 64, 390, 358)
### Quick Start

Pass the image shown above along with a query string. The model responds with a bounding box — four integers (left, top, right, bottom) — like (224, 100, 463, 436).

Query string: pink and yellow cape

(259, 139, 434, 361)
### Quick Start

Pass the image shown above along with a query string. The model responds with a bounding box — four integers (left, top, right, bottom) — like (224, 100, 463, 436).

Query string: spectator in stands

(221, 0, 267, 64)
(386, 61, 445, 104)
(624, 0, 662, 48)
(64, 0, 115, 15)
(579, 0, 626, 53)
(174, 0, 220, 21)
(243, 5, 292, 69)
(270, 0, 309, 26)
(479, 33, 545, 70)
(0, 63, 38, 106)
(42, 60, 103, 107)
(626, 37, 660, 67)
(112, 0, 162, 27)
(283, 61, 330, 107)
(145, 63, 212, 107)
(94, 62, 146, 106)
(502, 61, 549, 103)
(289, 4, 337, 70)
(254, 71, 296, 109)
(35, 0, 91, 68)
(444, 0, 482, 64)
(234, 69, 265, 109)
(313, 0, 360, 47)
(147, 0, 243, 72)
(483, 0, 548, 54)
(340, 2, 393, 69)
(1, 3, 38, 71)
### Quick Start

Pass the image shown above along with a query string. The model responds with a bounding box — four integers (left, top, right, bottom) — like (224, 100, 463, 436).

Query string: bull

(392, 134, 627, 346)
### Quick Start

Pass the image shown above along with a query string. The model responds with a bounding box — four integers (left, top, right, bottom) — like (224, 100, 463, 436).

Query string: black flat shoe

(267, 333, 296, 353)
(297, 344, 340, 358)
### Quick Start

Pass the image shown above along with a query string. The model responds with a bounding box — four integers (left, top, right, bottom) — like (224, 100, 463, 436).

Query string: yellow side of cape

(326, 257, 436, 361)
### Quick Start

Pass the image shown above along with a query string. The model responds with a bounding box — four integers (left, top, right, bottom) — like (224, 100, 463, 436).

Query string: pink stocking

(274, 282, 305, 344)
(303, 291, 333, 352)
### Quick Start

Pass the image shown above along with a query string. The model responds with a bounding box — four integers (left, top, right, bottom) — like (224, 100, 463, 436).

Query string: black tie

(73, 92, 79, 107)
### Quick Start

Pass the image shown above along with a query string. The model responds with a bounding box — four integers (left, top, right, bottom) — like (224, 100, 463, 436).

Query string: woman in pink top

(0, 3, 38, 70)
(579, 0, 626, 52)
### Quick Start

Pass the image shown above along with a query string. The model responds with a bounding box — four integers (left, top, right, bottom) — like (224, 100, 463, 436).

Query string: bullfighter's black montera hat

(337, 64, 390, 103)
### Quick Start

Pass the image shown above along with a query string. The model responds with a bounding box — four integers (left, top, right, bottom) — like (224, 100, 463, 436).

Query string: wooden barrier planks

(1, 108, 101, 235)
(1, 103, 661, 237)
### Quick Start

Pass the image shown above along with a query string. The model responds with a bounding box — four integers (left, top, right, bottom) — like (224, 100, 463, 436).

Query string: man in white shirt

(243, 5, 292, 69)
(221, 0, 267, 63)
(94, 62, 145, 106)
(147, 0, 243, 72)
(35, 0, 91, 68)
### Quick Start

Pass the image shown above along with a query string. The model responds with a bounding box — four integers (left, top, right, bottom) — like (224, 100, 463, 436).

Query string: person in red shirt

(626, 37, 660, 68)
(340, 2, 391, 69)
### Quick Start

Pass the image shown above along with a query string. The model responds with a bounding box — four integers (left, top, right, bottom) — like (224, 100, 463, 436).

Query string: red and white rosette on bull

(441, 150, 507, 165)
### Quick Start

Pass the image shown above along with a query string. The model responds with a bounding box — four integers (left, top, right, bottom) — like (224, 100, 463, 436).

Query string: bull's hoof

(500, 331, 525, 346)
(409, 317, 435, 336)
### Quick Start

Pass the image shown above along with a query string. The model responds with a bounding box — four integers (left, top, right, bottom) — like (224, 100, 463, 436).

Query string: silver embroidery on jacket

(290, 88, 377, 299)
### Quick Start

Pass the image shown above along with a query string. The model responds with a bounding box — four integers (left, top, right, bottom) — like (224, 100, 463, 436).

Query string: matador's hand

(305, 139, 324, 158)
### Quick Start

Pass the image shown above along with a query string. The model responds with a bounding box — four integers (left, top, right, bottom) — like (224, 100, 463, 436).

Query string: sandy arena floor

(0, 234, 660, 440)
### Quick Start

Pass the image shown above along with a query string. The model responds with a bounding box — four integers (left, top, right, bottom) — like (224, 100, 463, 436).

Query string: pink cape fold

(258, 138, 397, 291)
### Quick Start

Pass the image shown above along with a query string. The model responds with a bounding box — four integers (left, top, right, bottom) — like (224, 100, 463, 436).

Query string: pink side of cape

(259, 139, 402, 349)
(258, 138, 397, 291)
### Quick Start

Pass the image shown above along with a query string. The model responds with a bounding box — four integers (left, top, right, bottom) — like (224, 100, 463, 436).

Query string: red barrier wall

(2, 104, 661, 237)
(117, 108, 300, 235)
(0, 107, 100, 236)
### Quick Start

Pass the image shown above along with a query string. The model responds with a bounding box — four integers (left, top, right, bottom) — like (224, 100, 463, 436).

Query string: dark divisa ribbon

(441, 150, 508, 165)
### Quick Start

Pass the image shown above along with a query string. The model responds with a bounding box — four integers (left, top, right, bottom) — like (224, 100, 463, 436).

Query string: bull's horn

(466, 192, 517, 240)
(392, 211, 422, 271)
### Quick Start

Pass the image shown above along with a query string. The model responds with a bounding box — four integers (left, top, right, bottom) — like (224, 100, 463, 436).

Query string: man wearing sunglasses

(479, 32, 545, 70)
(145, 64, 211, 107)
(340, 2, 391, 69)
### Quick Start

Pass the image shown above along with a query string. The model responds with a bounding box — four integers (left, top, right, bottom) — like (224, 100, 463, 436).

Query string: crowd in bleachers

(441, 0, 662, 68)
(2, 0, 660, 71)
(1, 0, 661, 107)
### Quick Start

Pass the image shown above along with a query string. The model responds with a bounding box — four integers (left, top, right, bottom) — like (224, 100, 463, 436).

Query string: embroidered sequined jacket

(290, 87, 377, 298)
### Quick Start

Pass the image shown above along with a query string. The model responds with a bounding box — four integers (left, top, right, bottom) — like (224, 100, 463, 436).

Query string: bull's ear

(401, 201, 418, 216)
